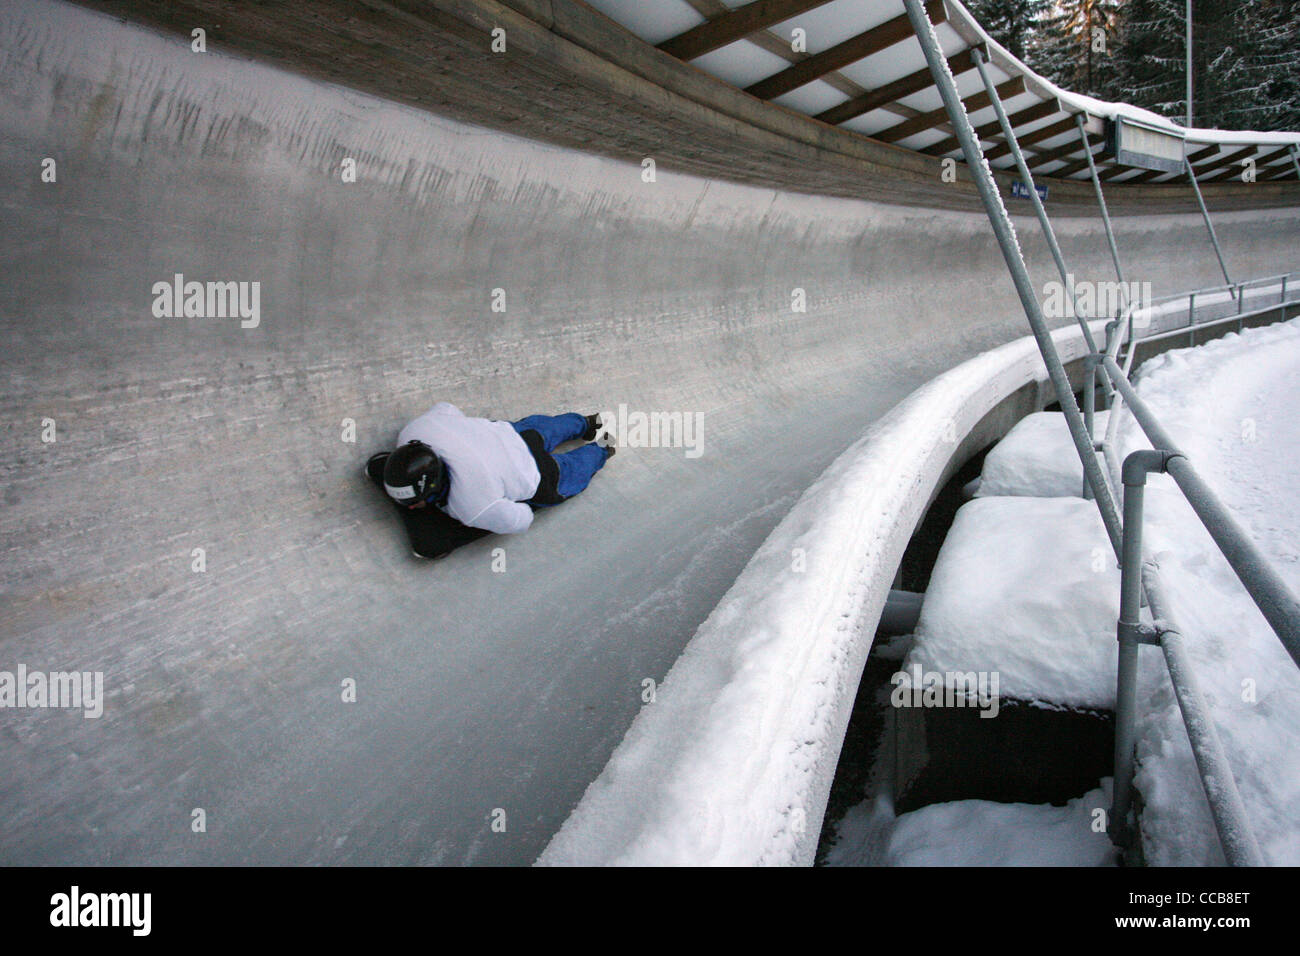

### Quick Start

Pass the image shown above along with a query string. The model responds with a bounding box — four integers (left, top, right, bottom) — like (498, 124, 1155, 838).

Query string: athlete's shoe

(365, 452, 389, 487)
(582, 413, 603, 442)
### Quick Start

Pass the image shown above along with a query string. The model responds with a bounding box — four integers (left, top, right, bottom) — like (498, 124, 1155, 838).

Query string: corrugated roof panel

(582, 0, 705, 46)
(771, 79, 853, 116)
(769, 0, 902, 51)
(692, 39, 793, 88)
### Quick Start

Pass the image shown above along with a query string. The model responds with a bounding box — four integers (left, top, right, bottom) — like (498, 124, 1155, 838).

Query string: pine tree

(1113, 0, 1300, 130)
(1033, 0, 1126, 98)
(962, 0, 1053, 61)
(962, 0, 1300, 132)
(1113, 0, 1185, 119)
(1236, 0, 1300, 130)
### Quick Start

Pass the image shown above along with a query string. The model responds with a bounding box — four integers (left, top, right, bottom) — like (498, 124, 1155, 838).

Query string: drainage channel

(814, 433, 1117, 865)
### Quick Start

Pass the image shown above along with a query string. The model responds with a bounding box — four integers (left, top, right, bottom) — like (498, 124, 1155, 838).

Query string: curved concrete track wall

(1, 0, 1297, 864)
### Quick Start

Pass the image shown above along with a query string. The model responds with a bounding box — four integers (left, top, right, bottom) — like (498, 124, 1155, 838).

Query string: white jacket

(397, 403, 539, 534)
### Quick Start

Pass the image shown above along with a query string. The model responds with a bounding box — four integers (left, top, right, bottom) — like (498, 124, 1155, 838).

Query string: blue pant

(511, 413, 607, 501)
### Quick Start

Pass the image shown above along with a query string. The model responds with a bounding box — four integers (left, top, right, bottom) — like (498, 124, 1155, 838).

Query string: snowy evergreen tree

(962, 0, 1053, 61)
(1113, 0, 1300, 130)
(962, 0, 1300, 131)
(1112, 0, 1185, 119)
(1033, 0, 1126, 99)
(1241, 0, 1300, 131)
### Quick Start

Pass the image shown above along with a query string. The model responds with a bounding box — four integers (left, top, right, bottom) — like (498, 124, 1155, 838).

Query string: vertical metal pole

(1112, 450, 1173, 850)
(1144, 565, 1266, 866)
(902, 0, 1123, 559)
(1112, 467, 1147, 850)
(972, 48, 1102, 357)
(1077, 114, 1127, 299)
(1102, 321, 1116, 410)
(1083, 355, 1097, 500)
(1186, 0, 1194, 128)
(1186, 156, 1233, 285)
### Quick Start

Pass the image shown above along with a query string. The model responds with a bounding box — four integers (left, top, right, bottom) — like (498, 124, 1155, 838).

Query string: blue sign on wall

(1011, 180, 1049, 201)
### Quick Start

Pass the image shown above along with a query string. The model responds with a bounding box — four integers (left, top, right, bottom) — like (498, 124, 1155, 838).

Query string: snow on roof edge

(942, 0, 1300, 150)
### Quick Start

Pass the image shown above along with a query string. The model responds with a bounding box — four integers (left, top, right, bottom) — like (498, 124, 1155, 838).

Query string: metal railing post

(971, 47, 1103, 361)
(1077, 114, 1128, 310)
(1185, 155, 1233, 286)
(1102, 355, 1300, 669)
(1291, 145, 1300, 181)
(1143, 563, 1267, 866)
(902, 0, 1123, 559)
(1083, 353, 1099, 499)
(1112, 450, 1174, 849)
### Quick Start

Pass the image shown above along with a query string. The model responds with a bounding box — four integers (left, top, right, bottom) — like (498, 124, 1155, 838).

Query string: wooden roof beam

(1257, 157, 1300, 181)
(658, 0, 837, 61)
(981, 114, 1078, 161)
(1190, 145, 1259, 180)
(816, 47, 977, 126)
(1201, 146, 1294, 183)
(922, 99, 1058, 157)
(1039, 139, 1110, 178)
(746, 1, 947, 100)
(873, 76, 1025, 144)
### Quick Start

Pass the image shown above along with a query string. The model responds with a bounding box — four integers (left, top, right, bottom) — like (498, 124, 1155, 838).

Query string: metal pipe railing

(902, 0, 1298, 866)
(1102, 356, 1300, 670)
(971, 48, 1103, 361)
(901, 0, 1124, 561)
(1112, 454, 1270, 864)
(1130, 298, 1298, 349)
(1111, 449, 1172, 846)
(1078, 114, 1129, 314)
(1185, 155, 1234, 286)
(1137, 272, 1292, 316)
(1143, 562, 1266, 866)
(1127, 270, 1298, 343)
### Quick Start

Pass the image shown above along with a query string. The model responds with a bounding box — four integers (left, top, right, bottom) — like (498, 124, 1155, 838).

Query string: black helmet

(383, 440, 447, 507)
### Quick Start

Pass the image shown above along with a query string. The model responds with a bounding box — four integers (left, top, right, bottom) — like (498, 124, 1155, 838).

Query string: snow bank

(905, 496, 1124, 709)
(977, 410, 1109, 498)
(828, 782, 1117, 867)
(1114, 319, 1300, 866)
(538, 320, 1104, 866)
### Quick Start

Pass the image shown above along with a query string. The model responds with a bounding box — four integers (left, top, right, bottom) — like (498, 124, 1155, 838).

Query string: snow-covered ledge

(539, 320, 1106, 866)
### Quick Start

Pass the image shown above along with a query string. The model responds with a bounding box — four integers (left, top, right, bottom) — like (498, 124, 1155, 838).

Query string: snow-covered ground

(828, 783, 1116, 867)
(1129, 277, 1297, 339)
(1115, 319, 1300, 866)
(976, 410, 1109, 498)
(830, 318, 1300, 867)
(904, 495, 1123, 710)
